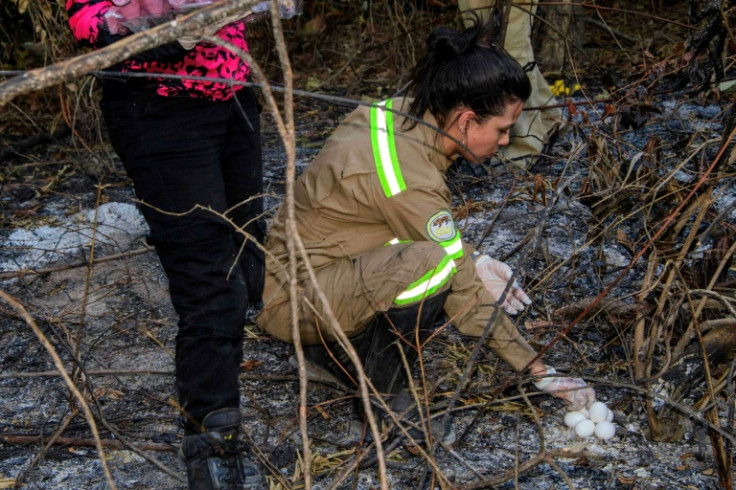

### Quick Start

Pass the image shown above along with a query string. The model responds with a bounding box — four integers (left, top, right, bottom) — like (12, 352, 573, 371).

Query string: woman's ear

(458, 110, 477, 135)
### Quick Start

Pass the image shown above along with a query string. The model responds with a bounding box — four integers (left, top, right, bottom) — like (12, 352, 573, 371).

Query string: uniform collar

(400, 98, 453, 173)
(391, 97, 454, 173)
(423, 110, 454, 173)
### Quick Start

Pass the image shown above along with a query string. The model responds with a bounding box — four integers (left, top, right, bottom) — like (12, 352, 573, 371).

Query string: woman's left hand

(474, 254, 532, 315)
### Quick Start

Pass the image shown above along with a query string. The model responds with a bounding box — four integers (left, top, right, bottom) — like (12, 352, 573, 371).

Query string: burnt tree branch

(0, 0, 259, 107)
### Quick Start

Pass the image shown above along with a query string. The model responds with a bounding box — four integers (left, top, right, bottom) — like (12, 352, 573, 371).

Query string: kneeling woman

(256, 19, 594, 437)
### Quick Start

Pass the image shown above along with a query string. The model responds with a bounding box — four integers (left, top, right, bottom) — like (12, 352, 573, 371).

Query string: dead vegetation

(1, 0, 736, 488)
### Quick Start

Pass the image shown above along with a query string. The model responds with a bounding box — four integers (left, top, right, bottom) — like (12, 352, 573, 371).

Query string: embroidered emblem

(426, 210, 455, 242)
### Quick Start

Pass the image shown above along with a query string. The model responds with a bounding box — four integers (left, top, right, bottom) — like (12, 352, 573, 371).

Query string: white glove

(474, 254, 532, 315)
(533, 366, 596, 411)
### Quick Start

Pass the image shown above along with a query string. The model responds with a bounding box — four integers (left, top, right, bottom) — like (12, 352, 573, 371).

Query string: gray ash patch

(1, 90, 734, 488)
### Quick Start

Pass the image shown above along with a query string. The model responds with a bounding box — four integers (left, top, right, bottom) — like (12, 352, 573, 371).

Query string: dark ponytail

(404, 17, 531, 129)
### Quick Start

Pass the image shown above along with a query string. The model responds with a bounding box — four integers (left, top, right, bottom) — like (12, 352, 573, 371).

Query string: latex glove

(533, 366, 596, 411)
(474, 254, 532, 315)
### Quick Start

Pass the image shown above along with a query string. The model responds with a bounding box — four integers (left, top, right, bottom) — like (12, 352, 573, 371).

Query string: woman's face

(449, 100, 525, 164)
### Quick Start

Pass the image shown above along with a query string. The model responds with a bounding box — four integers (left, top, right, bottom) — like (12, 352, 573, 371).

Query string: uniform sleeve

(449, 242, 538, 373)
(382, 189, 538, 373)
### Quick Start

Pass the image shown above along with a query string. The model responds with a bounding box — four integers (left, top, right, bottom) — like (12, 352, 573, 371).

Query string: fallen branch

(0, 246, 153, 281)
(0, 290, 117, 490)
(552, 296, 647, 321)
(0, 434, 174, 452)
(0, 0, 260, 107)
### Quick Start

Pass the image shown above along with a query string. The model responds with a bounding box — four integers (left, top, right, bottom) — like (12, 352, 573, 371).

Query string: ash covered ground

(1, 91, 734, 489)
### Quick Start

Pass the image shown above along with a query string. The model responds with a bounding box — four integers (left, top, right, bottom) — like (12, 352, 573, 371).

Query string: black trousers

(101, 86, 264, 425)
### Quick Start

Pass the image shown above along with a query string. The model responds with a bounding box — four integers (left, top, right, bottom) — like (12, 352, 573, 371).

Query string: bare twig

(0, 290, 117, 490)
(0, 0, 262, 106)
(15, 409, 78, 485)
(0, 246, 154, 281)
(1, 434, 175, 452)
(0, 369, 173, 379)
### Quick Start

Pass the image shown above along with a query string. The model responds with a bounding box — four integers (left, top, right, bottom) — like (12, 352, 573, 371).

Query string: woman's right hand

(533, 366, 596, 411)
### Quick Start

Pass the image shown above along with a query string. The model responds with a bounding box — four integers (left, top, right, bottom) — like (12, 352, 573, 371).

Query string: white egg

(574, 419, 595, 437)
(564, 411, 588, 428)
(595, 420, 616, 440)
(588, 401, 609, 423)
(606, 408, 614, 422)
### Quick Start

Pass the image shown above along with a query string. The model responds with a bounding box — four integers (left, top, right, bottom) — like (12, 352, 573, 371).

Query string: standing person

(66, 1, 265, 487)
(256, 18, 594, 446)
(458, 0, 562, 167)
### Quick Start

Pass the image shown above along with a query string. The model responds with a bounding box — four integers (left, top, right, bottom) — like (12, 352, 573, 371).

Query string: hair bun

(426, 27, 468, 62)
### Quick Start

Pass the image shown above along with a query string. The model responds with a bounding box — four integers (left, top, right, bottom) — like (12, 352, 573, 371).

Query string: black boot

(362, 291, 449, 396)
(179, 408, 263, 489)
(303, 291, 453, 445)
(360, 291, 455, 445)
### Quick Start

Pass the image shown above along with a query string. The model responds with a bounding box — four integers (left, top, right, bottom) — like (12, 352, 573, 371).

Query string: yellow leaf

(301, 14, 326, 36)
(15, 0, 30, 14)
(305, 76, 322, 91)
(549, 80, 581, 97)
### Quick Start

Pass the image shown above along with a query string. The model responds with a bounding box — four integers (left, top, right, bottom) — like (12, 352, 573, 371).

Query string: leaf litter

(1, 86, 734, 488)
(1, 1, 736, 487)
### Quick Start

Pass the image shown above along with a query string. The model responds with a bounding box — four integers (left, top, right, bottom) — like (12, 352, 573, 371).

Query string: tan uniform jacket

(256, 98, 537, 372)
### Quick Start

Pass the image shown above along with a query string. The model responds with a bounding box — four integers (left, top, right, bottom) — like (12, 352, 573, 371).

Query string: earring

(460, 124, 467, 148)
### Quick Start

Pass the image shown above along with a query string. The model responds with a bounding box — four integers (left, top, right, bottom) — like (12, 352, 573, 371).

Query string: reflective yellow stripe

(394, 255, 456, 305)
(439, 231, 463, 260)
(385, 237, 413, 246)
(371, 100, 406, 197)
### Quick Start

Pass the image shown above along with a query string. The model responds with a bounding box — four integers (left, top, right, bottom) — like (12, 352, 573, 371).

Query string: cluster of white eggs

(563, 401, 616, 440)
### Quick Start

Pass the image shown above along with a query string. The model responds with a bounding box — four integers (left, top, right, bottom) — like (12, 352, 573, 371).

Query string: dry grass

(1, 0, 736, 488)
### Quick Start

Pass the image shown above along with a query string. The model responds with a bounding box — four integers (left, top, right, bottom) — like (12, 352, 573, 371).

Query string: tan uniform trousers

(458, 0, 562, 167)
(257, 242, 451, 345)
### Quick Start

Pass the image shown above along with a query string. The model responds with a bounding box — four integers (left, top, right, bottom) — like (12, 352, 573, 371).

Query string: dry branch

(0, 0, 260, 107)
(0, 290, 117, 490)
(0, 247, 153, 281)
(552, 296, 646, 320)
(456, 448, 606, 489)
(0, 434, 174, 452)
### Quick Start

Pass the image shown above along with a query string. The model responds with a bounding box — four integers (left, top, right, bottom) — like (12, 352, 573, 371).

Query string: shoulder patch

(426, 210, 456, 242)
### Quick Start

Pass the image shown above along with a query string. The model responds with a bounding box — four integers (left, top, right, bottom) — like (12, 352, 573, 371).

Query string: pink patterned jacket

(67, 0, 251, 100)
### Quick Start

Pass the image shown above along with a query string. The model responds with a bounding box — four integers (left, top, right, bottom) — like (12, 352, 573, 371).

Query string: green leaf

(718, 80, 736, 93)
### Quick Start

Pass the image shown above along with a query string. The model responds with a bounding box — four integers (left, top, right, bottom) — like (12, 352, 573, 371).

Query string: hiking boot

(179, 408, 263, 489)
(297, 291, 452, 451)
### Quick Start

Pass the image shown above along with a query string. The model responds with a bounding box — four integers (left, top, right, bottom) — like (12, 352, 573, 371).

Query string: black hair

(403, 17, 531, 129)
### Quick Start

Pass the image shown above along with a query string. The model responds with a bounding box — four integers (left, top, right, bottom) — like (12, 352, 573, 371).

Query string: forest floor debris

(1, 84, 734, 487)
